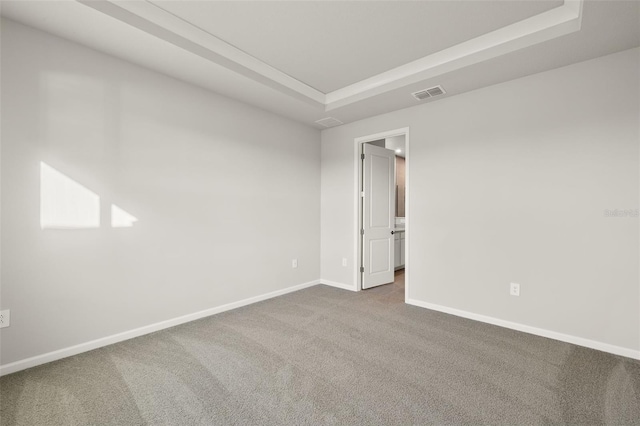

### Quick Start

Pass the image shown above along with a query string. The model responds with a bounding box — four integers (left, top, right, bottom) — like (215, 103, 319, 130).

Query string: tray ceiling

(1, 1, 638, 128)
(152, 0, 562, 93)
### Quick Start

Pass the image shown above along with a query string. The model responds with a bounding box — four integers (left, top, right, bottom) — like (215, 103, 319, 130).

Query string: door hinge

(361, 153, 365, 160)
(360, 266, 364, 273)
(361, 229, 364, 235)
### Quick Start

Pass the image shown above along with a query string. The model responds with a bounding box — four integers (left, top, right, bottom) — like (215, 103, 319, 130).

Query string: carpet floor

(1, 271, 639, 425)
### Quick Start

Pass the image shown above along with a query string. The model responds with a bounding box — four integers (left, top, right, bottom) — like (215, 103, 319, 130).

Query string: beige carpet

(1, 272, 639, 425)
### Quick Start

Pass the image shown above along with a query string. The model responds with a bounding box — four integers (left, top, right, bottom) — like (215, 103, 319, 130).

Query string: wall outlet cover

(510, 283, 520, 297)
(0, 310, 10, 328)
(292, 259, 298, 269)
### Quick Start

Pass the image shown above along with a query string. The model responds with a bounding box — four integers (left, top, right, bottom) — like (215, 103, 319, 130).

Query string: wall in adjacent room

(0, 19, 321, 367)
(321, 48, 639, 355)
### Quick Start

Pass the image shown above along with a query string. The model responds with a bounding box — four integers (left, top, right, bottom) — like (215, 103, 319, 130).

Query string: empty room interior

(1, 0, 639, 424)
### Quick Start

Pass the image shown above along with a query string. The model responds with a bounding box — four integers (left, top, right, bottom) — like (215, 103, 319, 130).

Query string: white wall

(0, 19, 321, 367)
(321, 48, 639, 354)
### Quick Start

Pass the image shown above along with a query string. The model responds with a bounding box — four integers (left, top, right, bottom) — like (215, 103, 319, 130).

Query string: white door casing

(362, 143, 395, 289)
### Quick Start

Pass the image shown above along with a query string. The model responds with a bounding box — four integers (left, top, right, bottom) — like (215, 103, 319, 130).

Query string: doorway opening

(354, 128, 409, 301)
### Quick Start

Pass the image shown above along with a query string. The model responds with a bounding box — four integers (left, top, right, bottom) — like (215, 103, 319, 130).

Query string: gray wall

(321, 48, 639, 352)
(0, 20, 321, 365)
(1, 18, 638, 368)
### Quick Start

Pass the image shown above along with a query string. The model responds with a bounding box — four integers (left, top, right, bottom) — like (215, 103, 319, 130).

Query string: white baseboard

(0, 279, 321, 377)
(406, 298, 640, 360)
(320, 279, 357, 292)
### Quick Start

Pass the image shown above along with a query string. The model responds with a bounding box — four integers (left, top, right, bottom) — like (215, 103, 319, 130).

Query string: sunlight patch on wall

(40, 162, 100, 229)
(111, 204, 138, 228)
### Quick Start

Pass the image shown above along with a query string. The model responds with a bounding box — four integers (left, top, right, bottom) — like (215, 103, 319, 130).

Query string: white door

(362, 144, 395, 289)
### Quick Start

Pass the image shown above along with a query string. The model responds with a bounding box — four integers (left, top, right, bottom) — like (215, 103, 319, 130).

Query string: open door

(361, 143, 395, 289)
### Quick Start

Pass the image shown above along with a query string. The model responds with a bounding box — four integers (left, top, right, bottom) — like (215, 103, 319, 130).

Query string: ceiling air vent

(412, 85, 446, 101)
(315, 117, 343, 128)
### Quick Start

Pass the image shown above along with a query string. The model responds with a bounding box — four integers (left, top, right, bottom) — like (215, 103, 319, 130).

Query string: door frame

(354, 127, 410, 300)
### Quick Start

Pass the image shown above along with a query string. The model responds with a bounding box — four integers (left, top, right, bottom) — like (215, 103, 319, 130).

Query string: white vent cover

(412, 85, 446, 101)
(315, 117, 344, 128)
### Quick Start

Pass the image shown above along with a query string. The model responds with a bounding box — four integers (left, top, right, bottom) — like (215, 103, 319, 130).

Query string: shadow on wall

(40, 162, 137, 229)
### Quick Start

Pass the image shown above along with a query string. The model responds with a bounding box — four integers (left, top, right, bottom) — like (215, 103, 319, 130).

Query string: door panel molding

(362, 143, 395, 289)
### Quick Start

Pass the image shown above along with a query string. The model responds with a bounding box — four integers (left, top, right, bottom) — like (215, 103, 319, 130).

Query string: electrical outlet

(510, 283, 520, 297)
(292, 259, 298, 269)
(342, 258, 347, 267)
(0, 310, 10, 328)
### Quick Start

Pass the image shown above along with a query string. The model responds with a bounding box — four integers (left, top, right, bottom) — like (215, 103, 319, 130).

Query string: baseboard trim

(0, 279, 321, 376)
(406, 298, 640, 360)
(320, 279, 357, 291)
